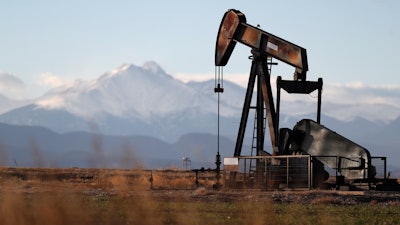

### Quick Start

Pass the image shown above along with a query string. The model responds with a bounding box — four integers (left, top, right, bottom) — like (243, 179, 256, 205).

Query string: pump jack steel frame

(214, 9, 400, 191)
(216, 9, 323, 157)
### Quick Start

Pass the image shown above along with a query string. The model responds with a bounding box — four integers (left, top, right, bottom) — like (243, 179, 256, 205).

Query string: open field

(1, 167, 400, 225)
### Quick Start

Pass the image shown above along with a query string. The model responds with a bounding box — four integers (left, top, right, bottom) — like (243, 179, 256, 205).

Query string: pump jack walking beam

(215, 9, 308, 80)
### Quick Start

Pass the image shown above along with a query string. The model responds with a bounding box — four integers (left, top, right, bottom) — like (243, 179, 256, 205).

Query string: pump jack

(214, 9, 399, 189)
(216, 9, 322, 157)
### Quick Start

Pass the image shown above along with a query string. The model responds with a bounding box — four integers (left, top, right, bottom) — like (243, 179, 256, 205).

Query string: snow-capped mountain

(0, 62, 245, 140)
(36, 62, 215, 119)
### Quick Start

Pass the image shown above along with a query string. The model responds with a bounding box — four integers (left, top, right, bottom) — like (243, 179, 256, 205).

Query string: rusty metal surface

(264, 33, 304, 72)
(259, 66, 278, 153)
(215, 9, 246, 66)
(215, 9, 308, 78)
(241, 25, 261, 48)
(237, 24, 307, 76)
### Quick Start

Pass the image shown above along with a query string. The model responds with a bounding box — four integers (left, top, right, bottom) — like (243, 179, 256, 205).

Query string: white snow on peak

(142, 61, 165, 74)
(109, 63, 132, 76)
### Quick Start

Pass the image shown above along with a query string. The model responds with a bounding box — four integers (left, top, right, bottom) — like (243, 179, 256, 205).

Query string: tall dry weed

(0, 173, 163, 225)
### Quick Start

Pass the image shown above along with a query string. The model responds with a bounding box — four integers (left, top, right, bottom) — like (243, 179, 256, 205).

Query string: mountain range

(0, 62, 242, 141)
(0, 61, 399, 175)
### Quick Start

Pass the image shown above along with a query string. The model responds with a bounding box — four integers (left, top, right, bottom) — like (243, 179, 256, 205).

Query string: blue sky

(0, 0, 399, 99)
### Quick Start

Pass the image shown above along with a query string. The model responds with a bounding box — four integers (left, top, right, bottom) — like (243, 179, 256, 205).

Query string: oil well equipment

(214, 9, 399, 191)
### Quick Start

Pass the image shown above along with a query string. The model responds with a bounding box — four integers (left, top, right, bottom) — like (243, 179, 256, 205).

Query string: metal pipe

(317, 78, 323, 123)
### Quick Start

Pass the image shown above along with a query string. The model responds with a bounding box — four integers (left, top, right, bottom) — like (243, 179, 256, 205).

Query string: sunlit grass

(1, 167, 400, 225)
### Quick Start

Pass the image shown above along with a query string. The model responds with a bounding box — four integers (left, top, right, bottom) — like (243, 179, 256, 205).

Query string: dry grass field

(1, 167, 400, 225)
